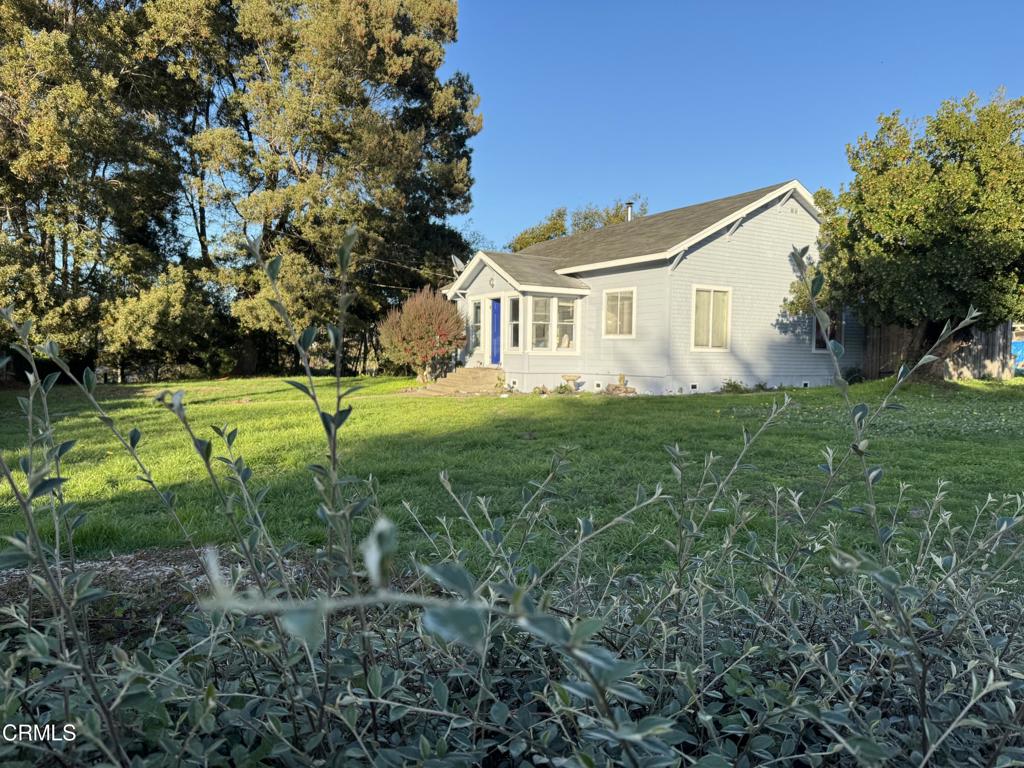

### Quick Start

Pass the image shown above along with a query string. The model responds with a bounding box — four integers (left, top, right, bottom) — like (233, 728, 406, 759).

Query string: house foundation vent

(802, 381, 810, 388)
(690, 383, 698, 391)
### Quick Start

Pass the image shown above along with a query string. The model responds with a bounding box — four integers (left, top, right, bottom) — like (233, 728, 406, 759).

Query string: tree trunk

(358, 331, 369, 374)
(187, 105, 213, 269)
(902, 319, 969, 379)
(60, 232, 69, 291)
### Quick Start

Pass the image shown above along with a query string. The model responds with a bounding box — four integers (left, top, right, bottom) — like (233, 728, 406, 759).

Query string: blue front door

(490, 299, 501, 365)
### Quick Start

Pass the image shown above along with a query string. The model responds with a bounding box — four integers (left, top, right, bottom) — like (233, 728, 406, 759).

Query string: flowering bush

(379, 287, 465, 381)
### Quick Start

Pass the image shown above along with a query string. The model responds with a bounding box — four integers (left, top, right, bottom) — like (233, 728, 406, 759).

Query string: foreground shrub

(379, 286, 465, 381)
(0, 242, 1022, 766)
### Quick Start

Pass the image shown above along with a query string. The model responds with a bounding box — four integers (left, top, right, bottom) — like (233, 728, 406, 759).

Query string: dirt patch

(0, 547, 320, 644)
(0, 547, 211, 600)
(0, 549, 213, 644)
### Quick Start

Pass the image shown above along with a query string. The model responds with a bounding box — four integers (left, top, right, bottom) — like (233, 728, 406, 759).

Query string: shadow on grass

(5, 377, 1022, 576)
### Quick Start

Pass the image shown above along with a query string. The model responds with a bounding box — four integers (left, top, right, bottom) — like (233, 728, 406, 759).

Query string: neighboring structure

(863, 323, 1016, 381)
(1013, 324, 1024, 375)
(445, 180, 864, 394)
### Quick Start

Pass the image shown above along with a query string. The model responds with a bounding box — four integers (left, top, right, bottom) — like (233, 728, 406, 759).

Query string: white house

(444, 180, 863, 394)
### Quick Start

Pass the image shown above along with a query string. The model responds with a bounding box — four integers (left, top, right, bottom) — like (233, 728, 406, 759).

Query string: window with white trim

(531, 297, 550, 349)
(470, 301, 481, 351)
(556, 298, 576, 350)
(507, 297, 521, 350)
(693, 288, 730, 349)
(603, 289, 635, 337)
(814, 310, 844, 351)
(530, 296, 578, 351)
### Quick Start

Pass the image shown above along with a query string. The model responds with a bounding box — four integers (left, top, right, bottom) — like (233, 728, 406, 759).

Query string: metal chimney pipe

(626, 201, 633, 222)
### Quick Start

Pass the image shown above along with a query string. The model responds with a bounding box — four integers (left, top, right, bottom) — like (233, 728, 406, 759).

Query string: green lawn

(0, 375, 1022, 573)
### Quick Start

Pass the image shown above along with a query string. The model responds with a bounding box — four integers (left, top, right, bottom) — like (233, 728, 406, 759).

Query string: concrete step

(419, 366, 504, 395)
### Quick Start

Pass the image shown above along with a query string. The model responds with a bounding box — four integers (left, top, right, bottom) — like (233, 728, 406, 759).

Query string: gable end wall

(668, 196, 864, 392)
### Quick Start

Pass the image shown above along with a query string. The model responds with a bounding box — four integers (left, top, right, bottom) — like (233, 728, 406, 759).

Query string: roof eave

(447, 250, 591, 295)
(447, 251, 519, 293)
(659, 180, 819, 265)
(553, 251, 669, 275)
(519, 284, 590, 296)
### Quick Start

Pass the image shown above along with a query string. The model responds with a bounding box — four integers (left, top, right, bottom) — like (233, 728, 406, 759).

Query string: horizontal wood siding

(669, 196, 864, 392)
(571, 263, 671, 387)
(461, 264, 513, 297)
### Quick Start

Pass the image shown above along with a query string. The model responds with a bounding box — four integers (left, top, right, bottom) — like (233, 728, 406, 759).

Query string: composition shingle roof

(520, 181, 794, 270)
(478, 251, 588, 290)
(451, 181, 800, 293)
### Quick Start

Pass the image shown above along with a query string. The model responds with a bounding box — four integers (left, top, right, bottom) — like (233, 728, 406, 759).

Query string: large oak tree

(811, 92, 1024, 355)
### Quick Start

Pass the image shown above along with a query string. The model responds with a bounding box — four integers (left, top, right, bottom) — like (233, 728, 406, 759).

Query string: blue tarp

(1013, 340, 1024, 372)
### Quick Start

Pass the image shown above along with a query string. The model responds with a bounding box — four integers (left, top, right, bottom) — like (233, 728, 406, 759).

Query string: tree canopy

(99, 265, 226, 379)
(506, 208, 568, 252)
(809, 92, 1024, 342)
(0, 0, 479, 378)
(196, 0, 480, 353)
(0, 0, 203, 354)
(506, 196, 648, 251)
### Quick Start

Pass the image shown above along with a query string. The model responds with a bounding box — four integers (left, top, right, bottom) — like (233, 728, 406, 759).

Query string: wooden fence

(863, 321, 1014, 380)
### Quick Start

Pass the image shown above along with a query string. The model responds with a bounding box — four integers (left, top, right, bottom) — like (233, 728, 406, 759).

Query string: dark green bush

(1, 242, 1022, 767)
(720, 377, 749, 394)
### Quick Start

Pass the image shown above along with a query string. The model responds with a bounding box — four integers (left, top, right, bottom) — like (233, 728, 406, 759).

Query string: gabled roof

(521, 180, 814, 273)
(479, 251, 588, 290)
(445, 180, 816, 296)
(445, 251, 589, 295)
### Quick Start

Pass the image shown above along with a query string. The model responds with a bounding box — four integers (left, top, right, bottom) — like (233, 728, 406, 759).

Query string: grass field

(0, 375, 1022, 573)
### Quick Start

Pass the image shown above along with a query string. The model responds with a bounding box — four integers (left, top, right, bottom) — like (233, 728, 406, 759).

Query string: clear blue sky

(441, 1, 1023, 250)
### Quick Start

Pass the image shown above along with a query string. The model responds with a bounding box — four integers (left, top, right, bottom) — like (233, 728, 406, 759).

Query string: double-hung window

(530, 297, 577, 351)
(531, 298, 550, 349)
(603, 289, 635, 337)
(507, 297, 521, 350)
(692, 287, 730, 349)
(470, 301, 482, 351)
(556, 299, 576, 350)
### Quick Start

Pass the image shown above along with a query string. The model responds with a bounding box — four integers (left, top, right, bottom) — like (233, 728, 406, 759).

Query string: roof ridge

(520, 180, 795, 258)
(480, 249, 558, 260)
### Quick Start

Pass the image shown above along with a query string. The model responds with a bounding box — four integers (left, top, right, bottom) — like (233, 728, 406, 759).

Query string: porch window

(508, 297, 521, 350)
(814, 310, 844, 351)
(470, 300, 482, 351)
(603, 289, 635, 337)
(693, 287, 730, 349)
(556, 299, 576, 350)
(531, 297, 550, 349)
